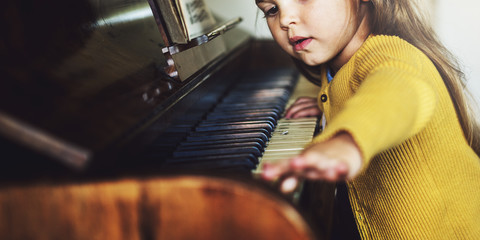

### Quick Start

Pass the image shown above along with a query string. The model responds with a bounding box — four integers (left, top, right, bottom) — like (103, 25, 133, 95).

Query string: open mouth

(290, 37, 312, 51)
(294, 38, 307, 45)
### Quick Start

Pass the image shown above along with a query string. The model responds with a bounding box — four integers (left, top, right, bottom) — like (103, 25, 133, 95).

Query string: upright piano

(0, 0, 335, 239)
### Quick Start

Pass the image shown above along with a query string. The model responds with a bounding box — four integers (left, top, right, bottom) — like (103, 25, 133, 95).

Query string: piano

(0, 0, 335, 239)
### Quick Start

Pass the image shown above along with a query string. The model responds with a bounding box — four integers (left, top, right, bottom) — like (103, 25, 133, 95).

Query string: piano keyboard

(255, 118, 318, 173)
(146, 69, 320, 174)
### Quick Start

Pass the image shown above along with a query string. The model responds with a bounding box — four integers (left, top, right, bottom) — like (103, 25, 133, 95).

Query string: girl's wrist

(334, 131, 363, 179)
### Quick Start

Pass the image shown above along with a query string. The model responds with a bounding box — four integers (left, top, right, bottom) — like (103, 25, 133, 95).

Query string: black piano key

(167, 153, 258, 165)
(209, 109, 283, 118)
(172, 146, 262, 158)
(235, 80, 295, 89)
(179, 137, 267, 148)
(220, 96, 289, 105)
(197, 120, 275, 130)
(222, 89, 290, 99)
(216, 105, 286, 115)
(176, 142, 264, 154)
(220, 92, 289, 100)
(200, 116, 278, 126)
(186, 132, 269, 143)
(213, 102, 285, 110)
(195, 123, 274, 134)
(205, 112, 280, 121)
(188, 129, 271, 140)
(144, 68, 300, 171)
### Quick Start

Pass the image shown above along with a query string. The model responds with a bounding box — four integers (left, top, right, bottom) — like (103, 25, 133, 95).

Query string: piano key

(261, 150, 303, 159)
(220, 95, 289, 104)
(179, 137, 267, 148)
(214, 101, 284, 107)
(186, 132, 269, 144)
(235, 80, 295, 89)
(188, 129, 271, 139)
(271, 130, 317, 138)
(176, 142, 264, 153)
(200, 116, 277, 126)
(195, 123, 274, 133)
(210, 107, 283, 116)
(205, 112, 280, 121)
(255, 117, 318, 173)
(168, 153, 258, 165)
(173, 146, 263, 158)
(147, 68, 322, 173)
(197, 120, 275, 130)
(265, 142, 311, 150)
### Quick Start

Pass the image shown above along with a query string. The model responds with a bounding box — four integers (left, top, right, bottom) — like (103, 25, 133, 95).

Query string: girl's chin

(289, 52, 325, 66)
(291, 53, 324, 66)
(300, 57, 324, 66)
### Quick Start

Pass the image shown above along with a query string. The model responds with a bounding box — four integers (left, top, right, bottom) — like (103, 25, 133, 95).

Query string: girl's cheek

(266, 20, 276, 32)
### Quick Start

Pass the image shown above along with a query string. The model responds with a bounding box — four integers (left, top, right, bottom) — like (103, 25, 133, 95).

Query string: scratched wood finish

(0, 176, 316, 240)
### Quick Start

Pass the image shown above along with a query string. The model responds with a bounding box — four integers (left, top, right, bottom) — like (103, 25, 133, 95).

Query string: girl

(255, 0, 480, 239)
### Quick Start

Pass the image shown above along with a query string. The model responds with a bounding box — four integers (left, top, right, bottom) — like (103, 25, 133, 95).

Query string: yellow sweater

(311, 35, 480, 239)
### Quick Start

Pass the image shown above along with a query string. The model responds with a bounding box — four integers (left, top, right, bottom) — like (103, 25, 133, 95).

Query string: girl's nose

(279, 8, 298, 30)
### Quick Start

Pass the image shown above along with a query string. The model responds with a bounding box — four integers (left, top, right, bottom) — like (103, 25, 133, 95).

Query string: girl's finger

(285, 101, 318, 115)
(291, 96, 316, 104)
(289, 106, 322, 119)
(284, 98, 319, 119)
(290, 153, 350, 181)
(261, 159, 293, 180)
(279, 176, 299, 193)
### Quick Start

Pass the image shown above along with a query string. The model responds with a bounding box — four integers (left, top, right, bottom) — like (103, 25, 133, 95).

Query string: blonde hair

(295, 0, 480, 156)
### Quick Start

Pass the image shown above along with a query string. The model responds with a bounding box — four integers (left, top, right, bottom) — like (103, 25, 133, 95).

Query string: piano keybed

(146, 69, 319, 173)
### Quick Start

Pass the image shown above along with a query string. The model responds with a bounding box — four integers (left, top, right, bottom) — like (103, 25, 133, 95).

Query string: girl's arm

(262, 131, 363, 192)
(263, 61, 438, 191)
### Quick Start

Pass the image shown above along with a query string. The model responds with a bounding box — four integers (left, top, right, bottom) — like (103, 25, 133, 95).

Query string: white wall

(433, 0, 480, 103)
(205, 0, 272, 39)
(205, 0, 480, 102)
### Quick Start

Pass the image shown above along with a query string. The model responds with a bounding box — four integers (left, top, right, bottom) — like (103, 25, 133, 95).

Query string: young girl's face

(256, 0, 370, 68)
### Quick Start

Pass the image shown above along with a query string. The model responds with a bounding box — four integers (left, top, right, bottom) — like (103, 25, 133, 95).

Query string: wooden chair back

(0, 175, 316, 240)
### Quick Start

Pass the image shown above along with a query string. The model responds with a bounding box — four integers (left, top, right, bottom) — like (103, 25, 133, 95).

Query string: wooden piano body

(0, 0, 335, 239)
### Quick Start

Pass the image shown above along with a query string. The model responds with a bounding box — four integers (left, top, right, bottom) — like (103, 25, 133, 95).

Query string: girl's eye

(264, 5, 279, 17)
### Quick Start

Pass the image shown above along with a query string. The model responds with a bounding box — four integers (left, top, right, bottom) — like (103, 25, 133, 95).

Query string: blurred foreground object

(0, 175, 315, 240)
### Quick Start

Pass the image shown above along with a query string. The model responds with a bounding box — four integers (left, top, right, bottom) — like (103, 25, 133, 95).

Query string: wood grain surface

(0, 175, 316, 240)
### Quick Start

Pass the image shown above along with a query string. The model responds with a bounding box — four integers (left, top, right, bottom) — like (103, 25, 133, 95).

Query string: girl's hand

(261, 132, 363, 193)
(285, 97, 322, 119)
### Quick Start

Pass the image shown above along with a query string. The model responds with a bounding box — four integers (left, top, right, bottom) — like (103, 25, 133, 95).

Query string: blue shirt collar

(326, 67, 334, 83)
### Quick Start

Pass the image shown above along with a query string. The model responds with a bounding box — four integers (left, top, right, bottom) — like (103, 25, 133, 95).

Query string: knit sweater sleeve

(310, 59, 438, 169)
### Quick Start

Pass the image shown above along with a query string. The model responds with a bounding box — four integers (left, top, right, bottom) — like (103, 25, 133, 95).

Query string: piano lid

(0, 0, 249, 170)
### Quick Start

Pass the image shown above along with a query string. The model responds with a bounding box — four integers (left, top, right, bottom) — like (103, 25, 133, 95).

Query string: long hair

(369, 0, 480, 156)
(296, 0, 480, 156)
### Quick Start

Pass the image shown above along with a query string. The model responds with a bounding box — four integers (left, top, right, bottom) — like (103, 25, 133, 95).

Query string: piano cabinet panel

(0, 0, 170, 169)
